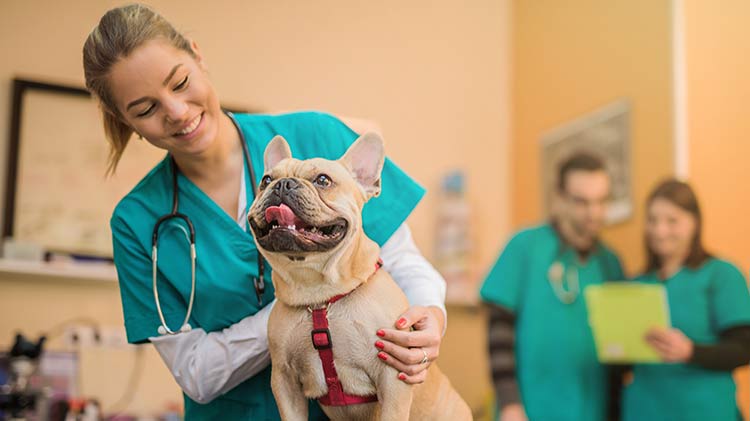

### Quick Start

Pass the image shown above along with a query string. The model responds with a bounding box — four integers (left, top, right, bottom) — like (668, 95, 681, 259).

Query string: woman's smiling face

(646, 197, 697, 262)
(108, 38, 222, 157)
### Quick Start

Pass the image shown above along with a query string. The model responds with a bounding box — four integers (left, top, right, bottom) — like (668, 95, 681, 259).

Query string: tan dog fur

(248, 133, 472, 420)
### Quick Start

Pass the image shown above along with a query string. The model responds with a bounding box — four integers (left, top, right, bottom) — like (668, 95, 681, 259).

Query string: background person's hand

(499, 403, 527, 421)
(645, 327, 694, 363)
(374, 305, 445, 384)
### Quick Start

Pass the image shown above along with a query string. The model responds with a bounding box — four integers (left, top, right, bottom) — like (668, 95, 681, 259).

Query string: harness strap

(310, 259, 383, 406)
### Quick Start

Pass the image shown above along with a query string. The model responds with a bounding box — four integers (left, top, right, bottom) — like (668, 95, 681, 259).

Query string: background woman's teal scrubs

(111, 112, 425, 420)
(624, 259, 750, 421)
(480, 224, 624, 421)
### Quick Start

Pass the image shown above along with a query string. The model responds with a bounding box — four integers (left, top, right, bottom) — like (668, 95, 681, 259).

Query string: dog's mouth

(250, 203, 348, 253)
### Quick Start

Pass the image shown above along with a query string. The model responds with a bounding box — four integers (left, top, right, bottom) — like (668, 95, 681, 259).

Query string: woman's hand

(374, 305, 445, 384)
(499, 403, 527, 421)
(645, 327, 694, 363)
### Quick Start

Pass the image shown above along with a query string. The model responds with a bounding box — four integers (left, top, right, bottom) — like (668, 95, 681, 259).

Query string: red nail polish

(378, 352, 388, 361)
(398, 373, 406, 381)
(397, 318, 407, 327)
(375, 341, 384, 350)
(376, 329, 385, 337)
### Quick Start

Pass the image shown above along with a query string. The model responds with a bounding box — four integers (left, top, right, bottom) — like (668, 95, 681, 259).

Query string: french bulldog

(248, 133, 472, 420)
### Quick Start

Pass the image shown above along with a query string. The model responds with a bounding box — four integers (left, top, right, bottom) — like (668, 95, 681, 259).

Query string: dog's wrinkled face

(248, 133, 384, 258)
(249, 168, 350, 253)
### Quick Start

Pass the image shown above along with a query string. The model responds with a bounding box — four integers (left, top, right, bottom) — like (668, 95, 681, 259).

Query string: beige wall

(0, 0, 511, 417)
(0, 0, 512, 270)
(684, 0, 750, 417)
(511, 0, 674, 275)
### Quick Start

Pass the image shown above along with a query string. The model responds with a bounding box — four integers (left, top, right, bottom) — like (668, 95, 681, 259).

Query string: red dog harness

(309, 259, 383, 406)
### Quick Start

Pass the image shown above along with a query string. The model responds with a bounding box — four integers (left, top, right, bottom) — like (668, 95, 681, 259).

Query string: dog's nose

(273, 178, 300, 196)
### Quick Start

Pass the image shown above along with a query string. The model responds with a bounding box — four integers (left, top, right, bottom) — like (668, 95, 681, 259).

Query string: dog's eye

(260, 175, 273, 190)
(313, 174, 333, 188)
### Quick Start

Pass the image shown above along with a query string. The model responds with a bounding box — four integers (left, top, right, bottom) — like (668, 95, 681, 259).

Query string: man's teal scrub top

(480, 224, 624, 421)
(623, 258, 750, 421)
(111, 112, 425, 420)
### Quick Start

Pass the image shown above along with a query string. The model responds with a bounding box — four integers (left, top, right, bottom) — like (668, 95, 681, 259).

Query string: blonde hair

(82, 4, 195, 175)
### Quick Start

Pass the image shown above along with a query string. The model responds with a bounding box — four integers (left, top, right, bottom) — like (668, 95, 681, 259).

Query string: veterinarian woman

(83, 5, 447, 419)
(622, 179, 750, 421)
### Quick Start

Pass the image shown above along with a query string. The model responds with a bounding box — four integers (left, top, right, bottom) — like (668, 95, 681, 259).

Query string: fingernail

(378, 352, 388, 361)
(375, 341, 384, 350)
(376, 329, 385, 337)
(398, 373, 406, 381)
(397, 318, 407, 327)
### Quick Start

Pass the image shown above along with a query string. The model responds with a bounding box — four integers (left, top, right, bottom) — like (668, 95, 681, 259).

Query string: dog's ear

(264, 135, 292, 171)
(340, 132, 385, 200)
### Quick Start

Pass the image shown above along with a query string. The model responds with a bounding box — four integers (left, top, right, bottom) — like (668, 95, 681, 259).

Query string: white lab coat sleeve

(149, 299, 275, 404)
(380, 223, 448, 328)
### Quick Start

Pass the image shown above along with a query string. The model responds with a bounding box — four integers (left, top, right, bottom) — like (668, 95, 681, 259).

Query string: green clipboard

(584, 282, 671, 363)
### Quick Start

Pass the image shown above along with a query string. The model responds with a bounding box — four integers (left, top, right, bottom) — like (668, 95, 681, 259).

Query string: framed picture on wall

(540, 99, 632, 225)
(2, 79, 167, 259)
(3, 78, 250, 259)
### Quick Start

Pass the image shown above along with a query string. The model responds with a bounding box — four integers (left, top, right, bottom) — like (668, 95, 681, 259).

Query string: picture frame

(2, 78, 248, 259)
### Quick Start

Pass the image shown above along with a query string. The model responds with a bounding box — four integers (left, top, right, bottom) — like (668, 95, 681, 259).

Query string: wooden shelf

(0, 259, 117, 283)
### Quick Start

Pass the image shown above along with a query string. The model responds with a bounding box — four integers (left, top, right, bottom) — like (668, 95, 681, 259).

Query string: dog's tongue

(265, 203, 298, 226)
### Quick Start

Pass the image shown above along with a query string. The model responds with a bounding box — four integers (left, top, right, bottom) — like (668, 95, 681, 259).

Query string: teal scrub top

(479, 224, 624, 421)
(111, 111, 425, 420)
(623, 258, 750, 421)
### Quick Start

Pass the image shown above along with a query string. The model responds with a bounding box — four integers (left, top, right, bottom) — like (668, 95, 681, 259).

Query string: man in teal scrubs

(112, 111, 427, 419)
(480, 153, 624, 421)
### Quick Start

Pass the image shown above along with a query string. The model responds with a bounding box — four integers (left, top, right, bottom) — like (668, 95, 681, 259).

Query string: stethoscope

(546, 228, 609, 305)
(547, 254, 580, 305)
(152, 110, 266, 336)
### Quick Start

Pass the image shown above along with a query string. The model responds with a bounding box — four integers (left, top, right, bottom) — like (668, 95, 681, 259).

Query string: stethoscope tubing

(151, 111, 264, 335)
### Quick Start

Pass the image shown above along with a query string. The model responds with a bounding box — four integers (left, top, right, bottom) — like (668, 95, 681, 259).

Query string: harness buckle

(311, 328, 332, 350)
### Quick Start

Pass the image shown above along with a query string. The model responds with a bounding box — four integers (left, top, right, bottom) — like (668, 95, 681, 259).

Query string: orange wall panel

(685, 0, 750, 276)
(685, 1, 750, 417)
(512, 0, 674, 275)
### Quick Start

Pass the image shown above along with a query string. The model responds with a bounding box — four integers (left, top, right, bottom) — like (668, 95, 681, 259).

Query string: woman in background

(623, 179, 750, 421)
